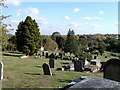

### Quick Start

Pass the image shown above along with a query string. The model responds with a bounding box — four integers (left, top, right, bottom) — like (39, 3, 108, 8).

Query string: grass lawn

(2, 51, 117, 88)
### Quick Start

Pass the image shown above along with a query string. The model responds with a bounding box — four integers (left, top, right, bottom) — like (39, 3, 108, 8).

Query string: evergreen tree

(16, 16, 41, 56)
(64, 29, 78, 55)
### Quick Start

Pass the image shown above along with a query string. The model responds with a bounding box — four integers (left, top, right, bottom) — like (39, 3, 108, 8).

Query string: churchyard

(2, 51, 119, 88)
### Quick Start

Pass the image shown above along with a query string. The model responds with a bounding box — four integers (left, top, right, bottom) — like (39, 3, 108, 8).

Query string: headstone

(42, 52, 44, 56)
(0, 62, 3, 80)
(42, 63, 52, 76)
(84, 60, 90, 66)
(38, 54, 41, 57)
(94, 56, 97, 59)
(100, 62, 106, 71)
(49, 58, 55, 68)
(90, 59, 101, 68)
(55, 56, 57, 59)
(45, 52, 49, 58)
(49, 53, 55, 59)
(68, 76, 120, 89)
(103, 58, 120, 82)
(105, 56, 107, 58)
(57, 68, 64, 71)
(59, 53, 63, 59)
(74, 60, 83, 72)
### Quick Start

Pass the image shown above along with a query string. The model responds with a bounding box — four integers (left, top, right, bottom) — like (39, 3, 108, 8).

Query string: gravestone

(0, 61, 3, 80)
(45, 52, 49, 58)
(42, 63, 52, 76)
(59, 53, 63, 59)
(74, 60, 83, 72)
(103, 58, 120, 82)
(49, 53, 55, 59)
(68, 76, 120, 89)
(55, 56, 59, 60)
(49, 58, 55, 68)
(42, 52, 44, 56)
(94, 56, 98, 59)
(105, 56, 107, 58)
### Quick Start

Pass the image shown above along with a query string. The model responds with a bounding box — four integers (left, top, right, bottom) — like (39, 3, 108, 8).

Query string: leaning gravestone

(49, 58, 55, 68)
(74, 60, 83, 72)
(42, 63, 52, 76)
(0, 61, 3, 80)
(103, 58, 120, 82)
(45, 52, 49, 58)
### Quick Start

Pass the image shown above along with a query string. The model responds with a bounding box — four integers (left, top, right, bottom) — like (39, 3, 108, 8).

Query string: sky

(2, 0, 118, 35)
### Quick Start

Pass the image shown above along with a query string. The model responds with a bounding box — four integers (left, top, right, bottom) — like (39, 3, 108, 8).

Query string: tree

(55, 36, 65, 50)
(0, 0, 12, 51)
(7, 35, 17, 51)
(16, 16, 41, 56)
(64, 29, 78, 55)
(51, 32, 60, 41)
(42, 36, 58, 51)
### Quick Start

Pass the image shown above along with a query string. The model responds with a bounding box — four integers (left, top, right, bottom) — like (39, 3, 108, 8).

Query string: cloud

(99, 11, 104, 15)
(64, 16, 70, 20)
(17, 8, 39, 18)
(73, 8, 80, 13)
(112, 22, 118, 27)
(5, 0, 21, 6)
(84, 17, 92, 20)
(17, 8, 48, 25)
(84, 16, 102, 20)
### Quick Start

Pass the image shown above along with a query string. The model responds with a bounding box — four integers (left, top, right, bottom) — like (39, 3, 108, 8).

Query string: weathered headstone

(45, 52, 49, 58)
(68, 76, 120, 89)
(103, 58, 120, 82)
(0, 62, 3, 80)
(49, 58, 55, 68)
(74, 60, 83, 72)
(42, 63, 52, 76)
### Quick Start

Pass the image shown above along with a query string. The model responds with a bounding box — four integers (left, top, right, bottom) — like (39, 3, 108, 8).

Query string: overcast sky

(2, 0, 118, 35)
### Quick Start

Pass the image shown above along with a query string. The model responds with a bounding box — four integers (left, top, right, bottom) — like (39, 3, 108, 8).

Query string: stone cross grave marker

(42, 63, 52, 76)
(103, 58, 120, 82)
(0, 61, 3, 80)
(74, 60, 83, 72)
(49, 58, 55, 68)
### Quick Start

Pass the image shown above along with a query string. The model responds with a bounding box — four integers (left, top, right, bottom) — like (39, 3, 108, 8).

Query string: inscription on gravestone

(42, 63, 52, 76)
(103, 58, 120, 82)
(49, 58, 55, 68)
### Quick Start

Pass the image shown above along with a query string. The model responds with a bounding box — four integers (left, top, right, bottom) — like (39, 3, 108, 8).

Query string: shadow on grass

(3, 54, 21, 57)
(35, 66, 42, 68)
(61, 62, 69, 64)
(57, 79, 72, 83)
(24, 73, 41, 75)
(8, 52, 23, 54)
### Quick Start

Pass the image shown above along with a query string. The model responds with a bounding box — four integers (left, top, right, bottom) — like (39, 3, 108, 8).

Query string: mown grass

(2, 51, 118, 88)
